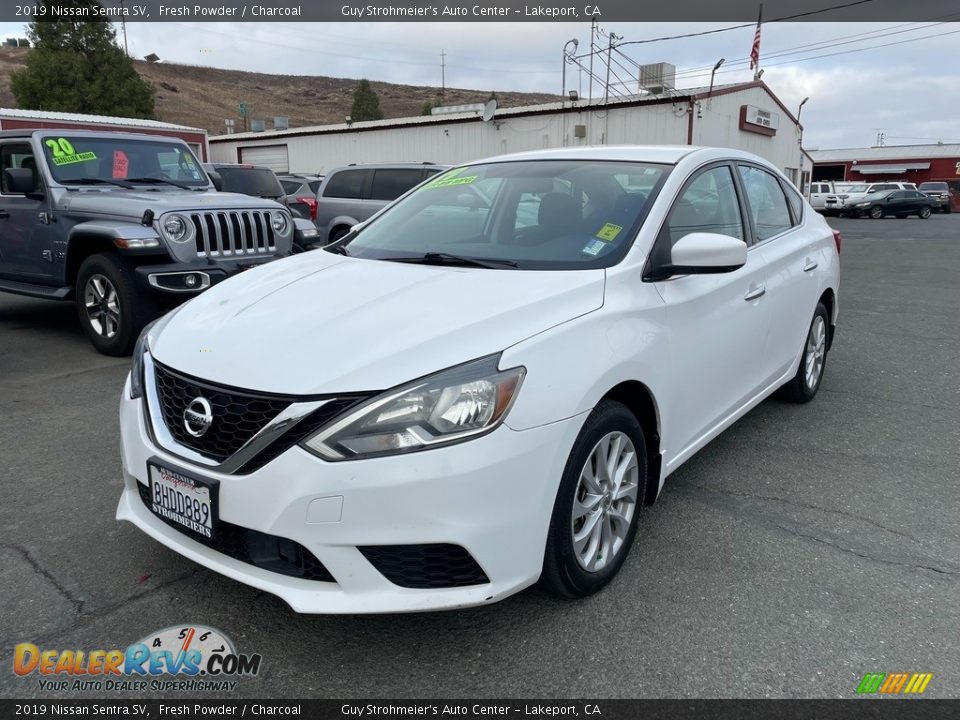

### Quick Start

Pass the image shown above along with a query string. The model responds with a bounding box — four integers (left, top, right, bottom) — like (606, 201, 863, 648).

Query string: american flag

(749, 5, 763, 71)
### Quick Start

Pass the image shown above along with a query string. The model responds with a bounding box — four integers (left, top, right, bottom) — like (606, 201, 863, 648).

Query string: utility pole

(119, 0, 129, 55)
(587, 17, 597, 103)
(440, 49, 446, 104)
(603, 33, 620, 104)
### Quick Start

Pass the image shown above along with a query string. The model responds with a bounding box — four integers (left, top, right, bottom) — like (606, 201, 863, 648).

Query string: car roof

(0, 129, 190, 143)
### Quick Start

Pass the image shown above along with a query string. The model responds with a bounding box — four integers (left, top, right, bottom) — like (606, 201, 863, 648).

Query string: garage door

(239, 144, 289, 173)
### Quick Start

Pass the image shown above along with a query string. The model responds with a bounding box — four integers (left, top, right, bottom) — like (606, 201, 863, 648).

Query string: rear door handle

(803, 259, 818, 272)
(744, 284, 766, 302)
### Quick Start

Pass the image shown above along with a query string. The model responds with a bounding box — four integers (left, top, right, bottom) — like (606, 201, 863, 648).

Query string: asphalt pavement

(1, 214, 958, 699)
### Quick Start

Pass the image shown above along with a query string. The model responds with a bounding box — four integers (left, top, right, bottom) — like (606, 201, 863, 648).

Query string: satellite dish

(482, 99, 497, 122)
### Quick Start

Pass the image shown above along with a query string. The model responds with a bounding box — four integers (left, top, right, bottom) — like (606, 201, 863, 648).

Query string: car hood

(56, 188, 284, 218)
(151, 251, 605, 395)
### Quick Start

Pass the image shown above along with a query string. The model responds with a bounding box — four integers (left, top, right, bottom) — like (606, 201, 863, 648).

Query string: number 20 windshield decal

(44, 137, 97, 166)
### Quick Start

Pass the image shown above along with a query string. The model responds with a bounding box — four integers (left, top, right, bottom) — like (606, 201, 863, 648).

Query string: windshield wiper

(390, 252, 517, 269)
(325, 244, 350, 256)
(125, 176, 197, 190)
(64, 177, 135, 189)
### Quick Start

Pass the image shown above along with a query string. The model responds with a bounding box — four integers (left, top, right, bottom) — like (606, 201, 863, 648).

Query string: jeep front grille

(191, 210, 276, 257)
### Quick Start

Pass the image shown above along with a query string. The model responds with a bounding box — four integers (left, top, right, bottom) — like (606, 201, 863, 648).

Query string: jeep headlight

(301, 355, 525, 461)
(271, 210, 290, 235)
(161, 213, 193, 243)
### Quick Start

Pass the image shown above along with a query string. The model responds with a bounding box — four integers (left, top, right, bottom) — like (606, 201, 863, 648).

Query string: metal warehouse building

(209, 81, 808, 185)
(809, 144, 960, 192)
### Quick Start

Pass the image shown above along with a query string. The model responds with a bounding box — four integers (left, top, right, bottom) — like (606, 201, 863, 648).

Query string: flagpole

(751, 3, 763, 81)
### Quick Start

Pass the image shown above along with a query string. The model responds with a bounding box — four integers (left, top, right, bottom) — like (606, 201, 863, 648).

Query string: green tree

(420, 101, 433, 116)
(11, 0, 154, 118)
(350, 79, 384, 122)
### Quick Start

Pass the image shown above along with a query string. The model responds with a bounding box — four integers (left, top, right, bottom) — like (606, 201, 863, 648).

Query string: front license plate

(148, 462, 218, 538)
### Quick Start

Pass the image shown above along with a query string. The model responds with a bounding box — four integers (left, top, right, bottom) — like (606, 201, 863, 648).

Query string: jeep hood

(59, 189, 284, 218)
(151, 251, 605, 395)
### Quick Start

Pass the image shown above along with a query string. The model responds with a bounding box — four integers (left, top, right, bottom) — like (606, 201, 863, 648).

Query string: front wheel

(919, 206, 932, 219)
(869, 206, 883, 219)
(778, 302, 830, 403)
(75, 253, 154, 356)
(541, 401, 647, 599)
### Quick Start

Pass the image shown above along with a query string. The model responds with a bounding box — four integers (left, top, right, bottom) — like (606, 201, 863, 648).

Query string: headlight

(161, 214, 193, 243)
(271, 210, 290, 235)
(129, 320, 159, 399)
(301, 355, 525, 461)
(856, 202, 870, 207)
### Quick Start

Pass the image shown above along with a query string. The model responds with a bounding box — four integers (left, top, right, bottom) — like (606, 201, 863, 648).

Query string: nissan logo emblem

(183, 397, 214, 438)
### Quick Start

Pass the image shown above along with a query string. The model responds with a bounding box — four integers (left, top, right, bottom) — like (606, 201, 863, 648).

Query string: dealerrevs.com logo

(856, 672, 934, 695)
(13, 625, 262, 693)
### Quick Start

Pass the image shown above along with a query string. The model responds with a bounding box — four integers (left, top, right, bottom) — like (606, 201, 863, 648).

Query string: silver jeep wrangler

(0, 130, 296, 355)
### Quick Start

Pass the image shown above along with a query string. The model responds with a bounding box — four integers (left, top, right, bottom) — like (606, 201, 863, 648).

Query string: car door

(737, 163, 821, 381)
(652, 163, 771, 457)
(0, 141, 54, 283)
(316, 168, 370, 240)
(886, 190, 909, 214)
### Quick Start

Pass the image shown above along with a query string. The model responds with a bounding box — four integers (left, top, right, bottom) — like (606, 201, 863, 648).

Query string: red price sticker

(113, 150, 129, 179)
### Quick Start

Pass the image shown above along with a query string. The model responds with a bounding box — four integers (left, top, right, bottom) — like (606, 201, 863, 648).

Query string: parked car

(807, 181, 836, 211)
(278, 172, 325, 224)
(847, 189, 938, 218)
(117, 145, 840, 613)
(314, 162, 449, 244)
(826, 181, 917, 215)
(917, 181, 952, 213)
(0, 131, 293, 355)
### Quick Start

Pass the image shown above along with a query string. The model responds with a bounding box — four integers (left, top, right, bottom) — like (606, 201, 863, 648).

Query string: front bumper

(133, 257, 279, 299)
(116, 376, 586, 613)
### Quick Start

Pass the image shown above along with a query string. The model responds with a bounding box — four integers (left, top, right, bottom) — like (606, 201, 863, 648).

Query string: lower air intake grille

(359, 544, 489, 589)
(138, 482, 334, 582)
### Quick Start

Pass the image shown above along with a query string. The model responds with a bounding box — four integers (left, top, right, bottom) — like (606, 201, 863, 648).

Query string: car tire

(919, 206, 932, 219)
(75, 253, 154, 356)
(329, 225, 351, 243)
(869, 206, 883, 219)
(777, 302, 830, 404)
(540, 400, 647, 599)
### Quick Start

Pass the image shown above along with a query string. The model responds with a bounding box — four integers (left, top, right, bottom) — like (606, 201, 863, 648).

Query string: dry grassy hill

(0, 46, 556, 134)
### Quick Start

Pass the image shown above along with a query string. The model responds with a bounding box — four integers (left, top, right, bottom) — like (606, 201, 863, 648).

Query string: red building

(0, 108, 209, 160)
(809, 144, 960, 210)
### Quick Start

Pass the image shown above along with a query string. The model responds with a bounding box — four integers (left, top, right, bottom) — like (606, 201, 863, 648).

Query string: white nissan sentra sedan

(116, 146, 840, 613)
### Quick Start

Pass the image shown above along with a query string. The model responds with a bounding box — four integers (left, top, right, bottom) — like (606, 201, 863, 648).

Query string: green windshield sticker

(52, 152, 97, 166)
(425, 167, 478, 189)
(596, 223, 623, 241)
(44, 137, 97, 166)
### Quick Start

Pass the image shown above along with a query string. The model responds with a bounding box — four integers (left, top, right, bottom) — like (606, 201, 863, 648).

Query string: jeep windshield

(336, 160, 670, 270)
(40, 135, 208, 187)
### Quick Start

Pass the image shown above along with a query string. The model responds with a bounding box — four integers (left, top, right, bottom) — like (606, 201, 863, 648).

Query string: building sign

(739, 104, 779, 137)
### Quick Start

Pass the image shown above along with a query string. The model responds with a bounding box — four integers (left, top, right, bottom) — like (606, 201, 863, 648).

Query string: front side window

(0, 143, 38, 194)
(39, 135, 207, 186)
(737, 165, 793, 241)
(666, 165, 744, 245)
(339, 160, 670, 270)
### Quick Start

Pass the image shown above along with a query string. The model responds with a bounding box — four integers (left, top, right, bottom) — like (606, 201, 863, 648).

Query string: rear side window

(666, 165, 744, 245)
(308, 180, 322, 194)
(279, 179, 302, 194)
(323, 169, 368, 199)
(370, 168, 425, 201)
(737, 165, 793, 241)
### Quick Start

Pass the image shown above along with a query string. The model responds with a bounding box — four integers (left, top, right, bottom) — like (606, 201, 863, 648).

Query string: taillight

(297, 196, 318, 221)
(832, 229, 842, 255)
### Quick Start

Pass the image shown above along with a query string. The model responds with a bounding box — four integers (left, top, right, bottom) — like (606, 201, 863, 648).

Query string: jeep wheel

(76, 253, 154, 356)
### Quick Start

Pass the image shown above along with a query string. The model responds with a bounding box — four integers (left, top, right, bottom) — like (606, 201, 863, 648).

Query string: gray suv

(0, 130, 294, 355)
(314, 162, 448, 245)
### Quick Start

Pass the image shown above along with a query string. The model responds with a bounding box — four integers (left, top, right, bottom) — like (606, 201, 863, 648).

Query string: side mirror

(206, 170, 222, 191)
(4, 168, 39, 195)
(661, 233, 747, 278)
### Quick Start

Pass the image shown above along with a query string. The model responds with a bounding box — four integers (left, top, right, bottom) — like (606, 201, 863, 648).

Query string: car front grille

(359, 544, 490, 589)
(191, 210, 277, 257)
(153, 362, 292, 462)
(137, 482, 334, 582)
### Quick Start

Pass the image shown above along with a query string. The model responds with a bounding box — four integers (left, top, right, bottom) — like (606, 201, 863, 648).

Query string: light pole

(561, 38, 578, 100)
(708, 58, 725, 97)
(797, 97, 810, 188)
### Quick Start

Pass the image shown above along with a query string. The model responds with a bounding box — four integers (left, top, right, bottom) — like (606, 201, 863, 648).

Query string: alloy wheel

(869, 206, 882, 219)
(83, 274, 121, 339)
(805, 315, 827, 391)
(920, 207, 931, 218)
(571, 431, 639, 572)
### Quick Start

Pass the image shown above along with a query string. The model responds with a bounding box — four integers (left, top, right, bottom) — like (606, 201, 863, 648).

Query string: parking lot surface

(1, 215, 958, 699)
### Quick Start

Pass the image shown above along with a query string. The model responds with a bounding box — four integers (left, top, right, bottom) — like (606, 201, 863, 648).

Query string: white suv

(117, 146, 840, 613)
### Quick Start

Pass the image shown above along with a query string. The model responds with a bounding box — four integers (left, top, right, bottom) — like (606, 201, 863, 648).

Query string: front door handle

(803, 259, 818, 272)
(744, 284, 766, 302)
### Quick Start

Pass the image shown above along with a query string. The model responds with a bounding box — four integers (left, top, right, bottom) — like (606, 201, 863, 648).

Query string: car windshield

(863, 191, 893, 200)
(846, 185, 869, 192)
(215, 167, 284, 198)
(339, 160, 670, 270)
(40, 135, 207, 186)
(920, 183, 947, 190)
